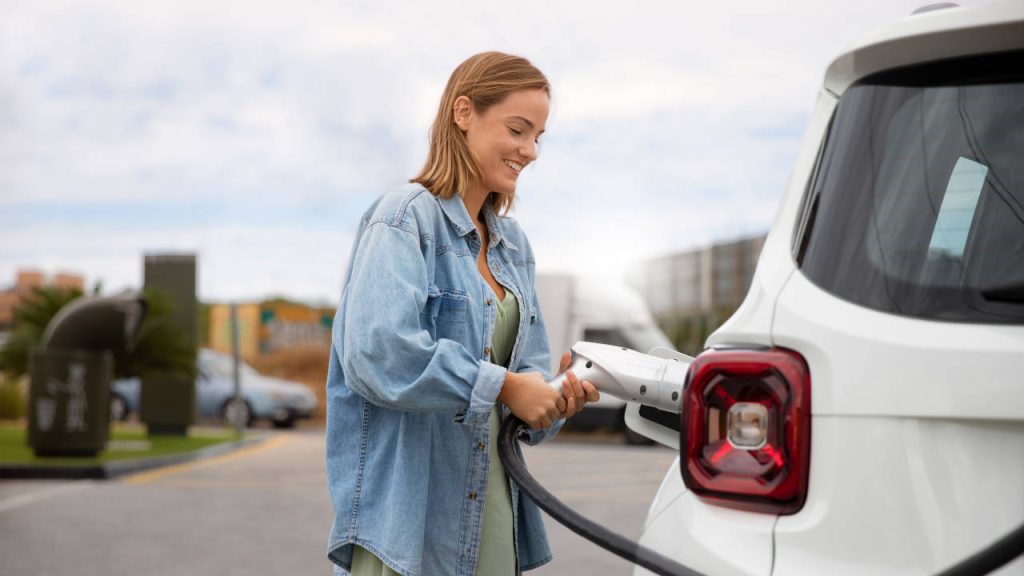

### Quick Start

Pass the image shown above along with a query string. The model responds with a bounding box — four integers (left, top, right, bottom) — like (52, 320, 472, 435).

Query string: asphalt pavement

(0, 424, 676, 575)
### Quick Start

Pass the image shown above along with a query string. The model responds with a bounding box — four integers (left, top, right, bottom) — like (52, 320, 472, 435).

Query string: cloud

(0, 0, 965, 301)
(0, 220, 355, 303)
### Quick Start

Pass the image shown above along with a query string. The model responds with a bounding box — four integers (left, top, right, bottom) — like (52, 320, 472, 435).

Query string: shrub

(0, 377, 26, 420)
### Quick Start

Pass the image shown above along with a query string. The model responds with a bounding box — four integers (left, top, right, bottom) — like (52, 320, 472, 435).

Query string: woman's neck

(461, 186, 490, 227)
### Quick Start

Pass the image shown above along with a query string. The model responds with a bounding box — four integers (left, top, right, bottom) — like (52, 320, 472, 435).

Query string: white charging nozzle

(549, 342, 691, 414)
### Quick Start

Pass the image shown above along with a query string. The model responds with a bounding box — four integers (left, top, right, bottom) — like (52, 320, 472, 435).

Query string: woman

(326, 51, 598, 576)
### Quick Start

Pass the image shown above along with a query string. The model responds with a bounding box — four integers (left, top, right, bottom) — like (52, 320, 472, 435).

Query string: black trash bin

(25, 293, 146, 457)
(27, 348, 113, 457)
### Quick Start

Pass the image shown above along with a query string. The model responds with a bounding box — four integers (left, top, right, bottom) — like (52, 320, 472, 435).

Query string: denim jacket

(326, 183, 560, 576)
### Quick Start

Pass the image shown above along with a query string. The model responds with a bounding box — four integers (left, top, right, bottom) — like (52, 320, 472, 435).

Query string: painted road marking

(0, 481, 94, 514)
(121, 435, 292, 486)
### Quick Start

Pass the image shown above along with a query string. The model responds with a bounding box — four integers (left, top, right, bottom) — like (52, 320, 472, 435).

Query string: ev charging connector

(547, 342, 690, 413)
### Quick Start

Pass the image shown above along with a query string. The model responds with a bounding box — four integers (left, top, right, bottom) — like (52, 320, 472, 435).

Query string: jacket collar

(438, 193, 519, 252)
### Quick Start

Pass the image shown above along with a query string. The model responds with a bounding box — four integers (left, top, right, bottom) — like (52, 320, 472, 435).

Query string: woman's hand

(499, 371, 565, 430)
(556, 351, 600, 419)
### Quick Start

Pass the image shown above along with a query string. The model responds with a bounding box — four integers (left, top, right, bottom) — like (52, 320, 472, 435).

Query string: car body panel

(636, 465, 775, 576)
(774, 271, 1024, 419)
(772, 415, 1024, 575)
(824, 3, 1024, 96)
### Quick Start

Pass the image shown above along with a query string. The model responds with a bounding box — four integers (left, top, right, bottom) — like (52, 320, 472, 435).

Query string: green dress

(350, 289, 520, 576)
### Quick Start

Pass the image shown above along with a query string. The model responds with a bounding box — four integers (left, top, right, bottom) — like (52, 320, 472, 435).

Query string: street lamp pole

(229, 302, 243, 436)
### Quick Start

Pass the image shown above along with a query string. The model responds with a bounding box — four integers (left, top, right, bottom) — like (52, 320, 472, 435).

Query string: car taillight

(680, 347, 810, 514)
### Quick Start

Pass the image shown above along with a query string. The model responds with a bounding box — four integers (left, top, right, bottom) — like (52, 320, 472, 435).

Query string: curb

(0, 434, 271, 480)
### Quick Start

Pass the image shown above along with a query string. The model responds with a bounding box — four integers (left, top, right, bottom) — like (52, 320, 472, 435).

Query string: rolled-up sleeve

(339, 219, 504, 423)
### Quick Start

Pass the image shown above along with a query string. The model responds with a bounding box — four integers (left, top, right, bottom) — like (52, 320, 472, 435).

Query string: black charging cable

(498, 416, 1024, 576)
(935, 521, 1024, 576)
(498, 415, 705, 576)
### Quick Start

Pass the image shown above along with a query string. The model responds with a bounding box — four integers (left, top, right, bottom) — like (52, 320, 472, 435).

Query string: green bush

(0, 378, 26, 420)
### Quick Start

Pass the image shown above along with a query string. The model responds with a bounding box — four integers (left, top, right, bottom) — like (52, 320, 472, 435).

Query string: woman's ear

(453, 95, 473, 131)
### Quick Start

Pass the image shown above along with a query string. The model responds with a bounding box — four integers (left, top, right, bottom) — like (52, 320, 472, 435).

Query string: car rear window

(796, 51, 1024, 324)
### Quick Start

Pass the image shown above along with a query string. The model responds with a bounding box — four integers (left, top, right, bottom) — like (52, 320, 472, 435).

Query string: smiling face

(454, 88, 549, 199)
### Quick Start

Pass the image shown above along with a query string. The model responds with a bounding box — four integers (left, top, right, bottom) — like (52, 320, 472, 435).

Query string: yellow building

(207, 300, 334, 361)
(208, 303, 262, 361)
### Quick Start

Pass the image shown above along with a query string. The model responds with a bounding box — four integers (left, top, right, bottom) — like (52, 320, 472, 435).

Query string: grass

(0, 420, 242, 466)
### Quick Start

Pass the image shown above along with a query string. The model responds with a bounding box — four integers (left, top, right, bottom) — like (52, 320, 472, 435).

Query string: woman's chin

(496, 180, 518, 196)
(486, 183, 516, 197)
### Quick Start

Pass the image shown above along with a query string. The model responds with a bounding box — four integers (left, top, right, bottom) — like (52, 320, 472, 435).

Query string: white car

(628, 3, 1024, 575)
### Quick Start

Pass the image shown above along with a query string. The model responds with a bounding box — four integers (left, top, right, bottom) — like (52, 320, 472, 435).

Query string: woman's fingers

(564, 394, 576, 418)
(582, 380, 600, 403)
(502, 369, 592, 430)
(560, 371, 588, 418)
(558, 351, 571, 373)
(566, 371, 586, 407)
(549, 397, 563, 422)
(561, 381, 574, 417)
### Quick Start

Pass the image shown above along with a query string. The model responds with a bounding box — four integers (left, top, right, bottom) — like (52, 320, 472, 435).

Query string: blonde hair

(411, 51, 549, 215)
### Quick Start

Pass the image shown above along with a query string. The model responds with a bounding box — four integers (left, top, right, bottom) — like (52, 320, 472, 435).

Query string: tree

(125, 288, 197, 380)
(0, 286, 196, 381)
(0, 285, 84, 379)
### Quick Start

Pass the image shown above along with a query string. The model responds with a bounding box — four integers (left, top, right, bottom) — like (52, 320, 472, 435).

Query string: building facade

(207, 300, 334, 361)
(628, 234, 766, 354)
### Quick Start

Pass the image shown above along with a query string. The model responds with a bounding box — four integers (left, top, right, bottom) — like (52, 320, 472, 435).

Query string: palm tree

(125, 288, 197, 380)
(0, 286, 196, 381)
(0, 285, 84, 379)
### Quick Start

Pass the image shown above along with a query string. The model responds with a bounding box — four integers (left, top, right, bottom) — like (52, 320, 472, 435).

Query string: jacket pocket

(423, 284, 469, 342)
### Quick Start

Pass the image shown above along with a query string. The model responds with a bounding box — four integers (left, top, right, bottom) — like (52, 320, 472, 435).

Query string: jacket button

(486, 298, 493, 306)
(469, 491, 478, 500)
(478, 442, 486, 450)
(484, 347, 491, 356)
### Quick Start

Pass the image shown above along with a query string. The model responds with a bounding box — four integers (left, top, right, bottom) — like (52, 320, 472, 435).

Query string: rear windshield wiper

(981, 282, 1024, 303)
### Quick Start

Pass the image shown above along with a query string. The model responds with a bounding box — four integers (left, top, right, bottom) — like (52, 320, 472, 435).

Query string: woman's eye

(508, 128, 522, 136)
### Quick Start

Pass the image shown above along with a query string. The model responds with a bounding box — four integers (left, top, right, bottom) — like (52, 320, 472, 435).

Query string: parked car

(627, 3, 1024, 575)
(110, 348, 318, 428)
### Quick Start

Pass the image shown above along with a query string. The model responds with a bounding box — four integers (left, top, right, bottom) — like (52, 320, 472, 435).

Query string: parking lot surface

(0, 425, 676, 575)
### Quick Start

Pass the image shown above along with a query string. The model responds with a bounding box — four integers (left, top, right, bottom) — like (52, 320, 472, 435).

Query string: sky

(0, 0, 982, 305)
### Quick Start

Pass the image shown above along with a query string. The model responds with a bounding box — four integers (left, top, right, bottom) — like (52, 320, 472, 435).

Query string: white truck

(535, 273, 673, 443)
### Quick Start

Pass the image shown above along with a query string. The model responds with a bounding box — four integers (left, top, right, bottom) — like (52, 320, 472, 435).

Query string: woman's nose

(520, 140, 538, 162)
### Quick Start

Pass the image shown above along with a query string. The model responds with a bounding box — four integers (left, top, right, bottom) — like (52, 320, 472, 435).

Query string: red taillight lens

(680, 347, 810, 514)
